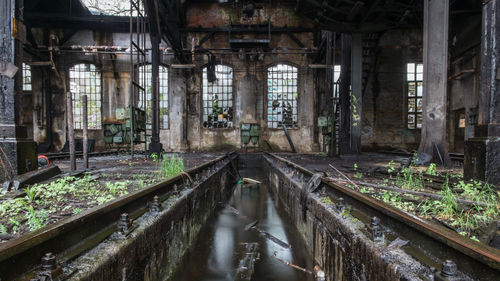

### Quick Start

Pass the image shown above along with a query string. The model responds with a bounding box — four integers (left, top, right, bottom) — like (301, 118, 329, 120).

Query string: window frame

(201, 64, 235, 130)
(68, 63, 103, 130)
(406, 62, 423, 130)
(137, 63, 170, 130)
(266, 63, 300, 130)
(22, 63, 32, 92)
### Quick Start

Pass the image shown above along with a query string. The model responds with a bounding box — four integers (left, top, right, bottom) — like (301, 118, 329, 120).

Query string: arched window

(267, 64, 298, 128)
(138, 65, 169, 129)
(69, 64, 102, 129)
(202, 65, 233, 128)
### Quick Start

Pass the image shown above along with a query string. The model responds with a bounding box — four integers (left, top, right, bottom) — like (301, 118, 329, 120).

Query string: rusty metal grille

(69, 64, 102, 129)
(22, 63, 32, 91)
(267, 64, 298, 129)
(202, 65, 233, 129)
(138, 65, 169, 129)
(407, 63, 423, 129)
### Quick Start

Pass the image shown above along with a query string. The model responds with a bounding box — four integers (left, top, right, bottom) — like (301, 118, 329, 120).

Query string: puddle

(174, 164, 315, 281)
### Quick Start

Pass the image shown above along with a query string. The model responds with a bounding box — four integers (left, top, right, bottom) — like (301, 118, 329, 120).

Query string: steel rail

(0, 152, 236, 281)
(43, 150, 120, 161)
(265, 152, 500, 272)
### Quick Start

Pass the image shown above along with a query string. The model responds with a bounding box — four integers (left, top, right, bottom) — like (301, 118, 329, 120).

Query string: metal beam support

(350, 33, 362, 154)
(464, 0, 500, 183)
(325, 31, 334, 156)
(286, 31, 306, 48)
(24, 13, 142, 32)
(339, 34, 352, 155)
(149, 34, 162, 154)
(419, 0, 451, 165)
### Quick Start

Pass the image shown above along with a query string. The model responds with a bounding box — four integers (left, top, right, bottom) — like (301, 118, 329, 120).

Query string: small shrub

(385, 160, 396, 174)
(426, 163, 438, 176)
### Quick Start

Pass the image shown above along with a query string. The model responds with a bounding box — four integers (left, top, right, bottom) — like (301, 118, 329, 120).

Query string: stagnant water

(174, 167, 315, 281)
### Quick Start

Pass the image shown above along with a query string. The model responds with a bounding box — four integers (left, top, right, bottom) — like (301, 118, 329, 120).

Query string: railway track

(1, 152, 498, 280)
(0, 152, 237, 281)
(42, 150, 123, 161)
(264, 152, 500, 280)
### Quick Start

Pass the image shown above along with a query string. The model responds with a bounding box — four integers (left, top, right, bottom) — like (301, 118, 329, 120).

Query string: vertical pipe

(82, 95, 88, 169)
(350, 34, 363, 154)
(44, 69, 53, 147)
(66, 91, 76, 171)
(150, 33, 161, 153)
(129, 0, 134, 158)
(332, 32, 337, 156)
(339, 34, 352, 155)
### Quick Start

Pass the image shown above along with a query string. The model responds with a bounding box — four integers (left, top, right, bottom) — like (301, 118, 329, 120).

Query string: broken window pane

(22, 63, 32, 92)
(202, 65, 233, 129)
(408, 114, 415, 129)
(408, 99, 416, 112)
(69, 64, 102, 129)
(138, 65, 169, 129)
(267, 64, 298, 129)
(407, 63, 423, 129)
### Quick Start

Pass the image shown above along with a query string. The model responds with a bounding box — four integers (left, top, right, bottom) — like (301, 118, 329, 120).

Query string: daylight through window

(407, 63, 423, 129)
(138, 65, 169, 129)
(267, 64, 298, 129)
(23, 63, 32, 92)
(202, 65, 233, 129)
(69, 64, 102, 129)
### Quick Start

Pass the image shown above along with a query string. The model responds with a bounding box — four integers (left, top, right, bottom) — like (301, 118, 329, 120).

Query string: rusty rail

(0, 152, 237, 281)
(264, 152, 500, 277)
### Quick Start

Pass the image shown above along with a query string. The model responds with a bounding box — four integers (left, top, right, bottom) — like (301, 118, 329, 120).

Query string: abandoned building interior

(1, 0, 500, 280)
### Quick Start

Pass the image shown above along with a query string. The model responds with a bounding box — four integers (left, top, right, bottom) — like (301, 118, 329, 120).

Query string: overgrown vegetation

(158, 154, 185, 179)
(0, 154, 187, 238)
(355, 160, 500, 242)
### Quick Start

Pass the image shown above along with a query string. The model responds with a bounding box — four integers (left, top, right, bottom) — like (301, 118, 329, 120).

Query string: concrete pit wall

(263, 155, 432, 281)
(66, 159, 236, 281)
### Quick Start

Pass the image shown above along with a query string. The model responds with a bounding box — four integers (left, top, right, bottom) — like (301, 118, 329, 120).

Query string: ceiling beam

(24, 12, 140, 32)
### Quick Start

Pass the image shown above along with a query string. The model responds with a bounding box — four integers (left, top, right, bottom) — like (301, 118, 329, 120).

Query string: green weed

(396, 167, 424, 190)
(24, 186, 40, 204)
(426, 163, 437, 176)
(8, 218, 20, 234)
(105, 181, 129, 196)
(0, 223, 7, 234)
(72, 208, 82, 215)
(158, 154, 184, 179)
(320, 196, 333, 205)
(385, 160, 396, 174)
(25, 205, 48, 231)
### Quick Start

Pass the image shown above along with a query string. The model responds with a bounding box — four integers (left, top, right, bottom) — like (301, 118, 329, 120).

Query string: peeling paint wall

(22, 3, 481, 154)
(184, 2, 317, 152)
(362, 29, 423, 151)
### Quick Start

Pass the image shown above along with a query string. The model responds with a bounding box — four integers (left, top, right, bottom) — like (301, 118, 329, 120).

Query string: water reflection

(174, 168, 314, 281)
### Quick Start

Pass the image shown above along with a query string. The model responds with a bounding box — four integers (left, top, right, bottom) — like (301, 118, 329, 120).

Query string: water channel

(174, 164, 315, 281)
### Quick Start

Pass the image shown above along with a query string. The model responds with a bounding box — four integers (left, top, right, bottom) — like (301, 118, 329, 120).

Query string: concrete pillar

(464, 0, 500, 183)
(419, 0, 451, 165)
(0, 0, 36, 182)
(350, 33, 363, 154)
